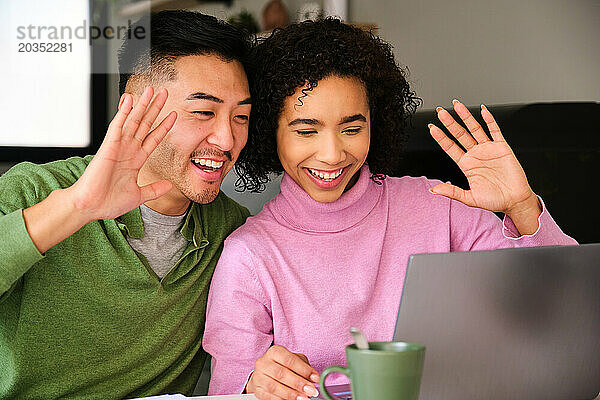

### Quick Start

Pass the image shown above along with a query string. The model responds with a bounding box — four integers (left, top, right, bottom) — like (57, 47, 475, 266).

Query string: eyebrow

(186, 92, 252, 105)
(288, 118, 320, 126)
(339, 114, 367, 124)
(288, 114, 367, 127)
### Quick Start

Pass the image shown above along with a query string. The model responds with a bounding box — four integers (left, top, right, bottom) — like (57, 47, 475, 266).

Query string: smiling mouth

(306, 167, 345, 182)
(191, 157, 225, 172)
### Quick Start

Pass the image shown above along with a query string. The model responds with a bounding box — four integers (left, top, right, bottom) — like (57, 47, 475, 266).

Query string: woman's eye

(343, 127, 362, 135)
(234, 115, 249, 123)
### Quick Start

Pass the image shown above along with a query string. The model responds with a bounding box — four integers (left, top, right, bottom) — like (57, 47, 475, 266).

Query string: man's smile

(191, 157, 226, 181)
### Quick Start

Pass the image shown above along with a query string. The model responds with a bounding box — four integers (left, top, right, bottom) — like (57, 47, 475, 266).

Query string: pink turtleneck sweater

(203, 165, 576, 395)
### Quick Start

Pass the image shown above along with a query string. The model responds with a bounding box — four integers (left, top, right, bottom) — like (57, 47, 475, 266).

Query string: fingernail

(452, 99, 459, 105)
(481, 104, 487, 110)
(121, 94, 130, 109)
(427, 123, 435, 129)
(304, 385, 319, 397)
(435, 106, 444, 113)
(429, 188, 437, 195)
(310, 373, 320, 382)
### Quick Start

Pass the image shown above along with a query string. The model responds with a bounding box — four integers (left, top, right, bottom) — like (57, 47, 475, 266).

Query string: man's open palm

(69, 87, 176, 221)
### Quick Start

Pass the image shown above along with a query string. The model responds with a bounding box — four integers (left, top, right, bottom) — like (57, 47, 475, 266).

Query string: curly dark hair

(235, 18, 421, 192)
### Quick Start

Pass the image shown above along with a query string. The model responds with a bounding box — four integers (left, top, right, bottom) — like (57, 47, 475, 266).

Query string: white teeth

(192, 158, 224, 169)
(308, 168, 344, 181)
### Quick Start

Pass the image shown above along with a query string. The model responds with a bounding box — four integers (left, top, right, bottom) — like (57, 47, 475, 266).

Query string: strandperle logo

(16, 19, 146, 45)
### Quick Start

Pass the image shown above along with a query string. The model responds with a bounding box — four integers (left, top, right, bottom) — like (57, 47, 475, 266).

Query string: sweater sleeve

(448, 195, 577, 251)
(0, 210, 44, 295)
(0, 166, 46, 296)
(0, 158, 90, 297)
(203, 236, 274, 395)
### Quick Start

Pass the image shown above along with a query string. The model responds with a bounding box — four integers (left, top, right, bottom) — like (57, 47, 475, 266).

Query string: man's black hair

(118, 10, 252, 95)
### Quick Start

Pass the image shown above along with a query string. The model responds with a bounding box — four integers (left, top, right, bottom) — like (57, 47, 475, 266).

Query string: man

(0, 11, 252, 399)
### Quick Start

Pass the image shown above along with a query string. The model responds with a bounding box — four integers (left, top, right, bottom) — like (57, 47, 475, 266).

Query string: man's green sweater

(0, 156, 250, 399)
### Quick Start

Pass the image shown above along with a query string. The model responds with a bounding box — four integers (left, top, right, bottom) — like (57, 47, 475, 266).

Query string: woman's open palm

(428, 100, 535, 214)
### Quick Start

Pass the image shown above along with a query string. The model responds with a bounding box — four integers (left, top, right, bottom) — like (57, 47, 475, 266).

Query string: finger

(254, 375, 310, 400)
(141, 111, 177, 155)
(257, 359, 319, 398)
(134, 88, 169, 142)
(140, 180, 173, 203)
(118, 93, 126, 109)
(435, 107, 477, 150)
(481, 104, 505, 142)
(106, 94, 133, 138)
(294, 353, 309, 365)
(293, 354, 319, 383)
(452, 99, 490, 144)
(428, 123, 464, 165)
(430, 183, 476, 207)
(123, 87, 154, 138)
(270, 346, 319, 381)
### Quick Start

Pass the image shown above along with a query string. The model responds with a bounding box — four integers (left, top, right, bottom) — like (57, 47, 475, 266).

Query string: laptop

(315, 244, 600, 400)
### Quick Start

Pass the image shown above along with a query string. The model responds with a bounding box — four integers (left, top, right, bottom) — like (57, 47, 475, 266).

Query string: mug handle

(319, 366, 350, 400)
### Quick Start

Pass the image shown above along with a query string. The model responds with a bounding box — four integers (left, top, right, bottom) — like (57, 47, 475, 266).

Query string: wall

(350, 0, 600, 109)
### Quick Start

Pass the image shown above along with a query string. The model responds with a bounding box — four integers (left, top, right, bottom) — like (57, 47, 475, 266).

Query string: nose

(315, 131, 346, 165)
(206, 115, 234, 152)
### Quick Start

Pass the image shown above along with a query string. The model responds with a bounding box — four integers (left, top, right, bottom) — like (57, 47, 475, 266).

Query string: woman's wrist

(244, 372, 253, 393)
(505, 192, 542, 236)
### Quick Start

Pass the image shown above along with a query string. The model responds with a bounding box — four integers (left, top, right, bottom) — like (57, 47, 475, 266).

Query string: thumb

(430, 183, 475, 207)
(140, 180, 173, 203)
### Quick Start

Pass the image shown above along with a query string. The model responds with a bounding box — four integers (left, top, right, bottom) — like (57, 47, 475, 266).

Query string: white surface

(0, 0, 90, 147)
(190, 396, 257, 400)
(134, 395, 257, 400)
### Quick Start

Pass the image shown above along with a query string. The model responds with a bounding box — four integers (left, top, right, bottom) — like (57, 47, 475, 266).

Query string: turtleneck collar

(268, 164, 383, 233)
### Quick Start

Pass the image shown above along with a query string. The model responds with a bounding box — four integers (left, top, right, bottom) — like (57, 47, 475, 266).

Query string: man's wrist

(22, 188, 93, 254)
(62, 186, 99, 226)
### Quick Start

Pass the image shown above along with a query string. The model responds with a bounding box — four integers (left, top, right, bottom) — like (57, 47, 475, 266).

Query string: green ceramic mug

(319, 341, 425, 400)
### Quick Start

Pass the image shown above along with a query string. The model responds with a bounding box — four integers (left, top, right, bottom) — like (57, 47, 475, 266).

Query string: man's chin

(185, 187, 220, 204)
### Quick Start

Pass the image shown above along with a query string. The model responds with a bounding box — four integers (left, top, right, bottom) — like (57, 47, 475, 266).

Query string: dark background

(400, 102, 600, 244)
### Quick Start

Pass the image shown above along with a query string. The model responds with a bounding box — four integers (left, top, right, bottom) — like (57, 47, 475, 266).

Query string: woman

(203, 19, 576, 400)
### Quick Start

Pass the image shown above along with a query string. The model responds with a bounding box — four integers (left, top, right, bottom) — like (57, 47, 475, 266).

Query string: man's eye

(192, 111, 214, 118)
(295, 130, 317, 136)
